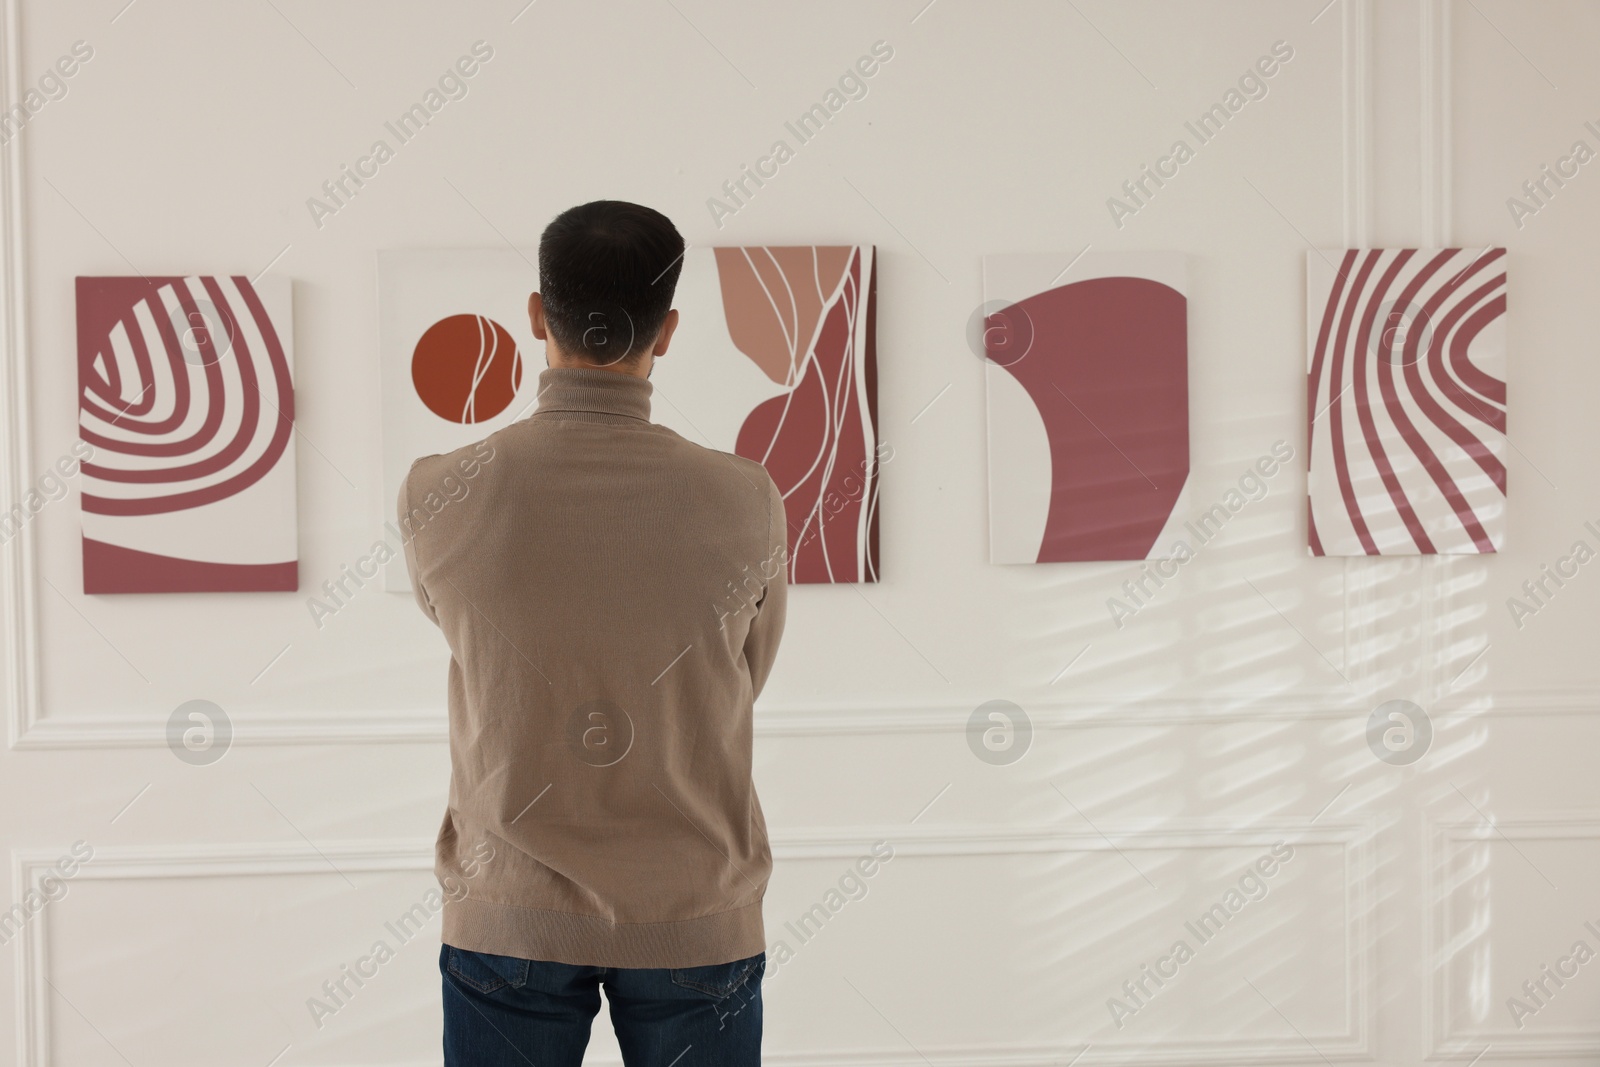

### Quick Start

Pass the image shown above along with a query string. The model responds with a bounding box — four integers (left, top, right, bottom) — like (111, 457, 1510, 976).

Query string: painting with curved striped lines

(76, 275, 298, 593)
(982, 252, 1191, 563)
(1306, 249, 1507, 556)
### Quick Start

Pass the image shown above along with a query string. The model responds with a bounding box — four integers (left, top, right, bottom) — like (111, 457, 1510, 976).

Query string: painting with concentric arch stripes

(1306, 249, 1507, 556)
(76, 275, 298, 593)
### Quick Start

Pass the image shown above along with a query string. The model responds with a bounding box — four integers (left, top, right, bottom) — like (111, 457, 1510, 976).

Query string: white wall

(3, 1, 1599, 1064)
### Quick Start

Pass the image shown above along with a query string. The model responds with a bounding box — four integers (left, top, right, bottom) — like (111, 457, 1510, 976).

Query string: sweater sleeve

(398, 465, 440, 626)
(742, 475, 788, 700)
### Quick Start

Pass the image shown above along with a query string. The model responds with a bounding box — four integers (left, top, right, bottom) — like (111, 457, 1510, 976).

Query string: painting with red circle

(411, 314, 523, 424)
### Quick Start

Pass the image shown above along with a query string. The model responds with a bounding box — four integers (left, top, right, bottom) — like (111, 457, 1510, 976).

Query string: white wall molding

(8, 696, 1387, 750)
(0, 0, 42, 754)
(16, 685, 1597, 750)
(1424, 814, 1600, 1060)
(10, 840, 435, 1067)
(14, 817, 1374, 1067)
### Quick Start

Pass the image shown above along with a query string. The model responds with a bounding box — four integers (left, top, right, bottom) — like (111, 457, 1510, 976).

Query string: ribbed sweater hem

(441, 896, 766, 969)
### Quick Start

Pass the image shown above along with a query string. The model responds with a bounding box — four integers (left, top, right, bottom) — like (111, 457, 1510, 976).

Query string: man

(399, 201, 788, 1066)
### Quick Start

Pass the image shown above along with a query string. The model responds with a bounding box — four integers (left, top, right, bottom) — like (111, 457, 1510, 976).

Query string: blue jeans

(441, 944, 764, 1066)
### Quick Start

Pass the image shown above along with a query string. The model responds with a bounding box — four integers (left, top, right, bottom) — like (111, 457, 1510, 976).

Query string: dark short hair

(537, 200, 685, 364)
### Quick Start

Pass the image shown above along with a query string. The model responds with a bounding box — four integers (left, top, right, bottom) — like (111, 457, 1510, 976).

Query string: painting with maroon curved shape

(714, 246, 879, 584)
(982, 253, 1190, 563)
(76, 275, 298, 593)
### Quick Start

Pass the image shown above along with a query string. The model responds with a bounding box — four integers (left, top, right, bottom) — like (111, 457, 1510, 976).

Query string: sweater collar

(531, 366, 653, 423)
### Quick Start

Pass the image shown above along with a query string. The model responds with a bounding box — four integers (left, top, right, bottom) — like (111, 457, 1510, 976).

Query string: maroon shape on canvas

(76, 275, 297, 592)
(83, 538, 297, 594)
(723, 247, 879, 584)
(77, 277, 294, 514)
(988, 276, 1188, 561)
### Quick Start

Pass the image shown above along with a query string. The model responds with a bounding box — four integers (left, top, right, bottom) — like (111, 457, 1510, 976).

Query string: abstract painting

(378, 245, 880, 590)
(981, 252, 1190, 563)
(77, 275, 298, 593)
(695, 245, 879, 584)
(377, 250, 537, 591)
(1306, 248, 1507, 555)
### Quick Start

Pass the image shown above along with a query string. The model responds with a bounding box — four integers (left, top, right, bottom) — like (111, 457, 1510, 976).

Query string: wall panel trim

(15, 817, 1375, 1067)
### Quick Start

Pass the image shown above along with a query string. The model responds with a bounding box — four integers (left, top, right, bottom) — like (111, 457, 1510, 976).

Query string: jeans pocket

(668, 953, 765, 998)
(445, 946, 531, 995)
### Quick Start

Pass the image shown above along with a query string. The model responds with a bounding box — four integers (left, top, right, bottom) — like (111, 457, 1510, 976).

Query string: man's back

(402, 365, 788, 969)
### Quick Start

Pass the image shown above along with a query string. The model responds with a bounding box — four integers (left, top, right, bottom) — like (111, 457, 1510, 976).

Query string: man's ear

(529, 292, 548, 341)
(652, 308, 680, 358)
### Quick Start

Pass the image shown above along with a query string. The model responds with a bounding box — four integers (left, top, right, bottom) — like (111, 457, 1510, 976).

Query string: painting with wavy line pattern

(713, 245, 879, 584)
(76, 275, 298, 593)
(1306, 249, 1507, 555)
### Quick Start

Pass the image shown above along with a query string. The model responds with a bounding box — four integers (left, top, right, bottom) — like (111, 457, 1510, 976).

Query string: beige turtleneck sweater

(399, 366, 788, 967)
